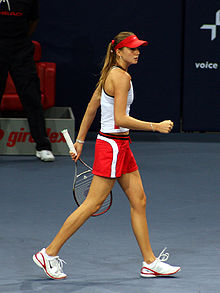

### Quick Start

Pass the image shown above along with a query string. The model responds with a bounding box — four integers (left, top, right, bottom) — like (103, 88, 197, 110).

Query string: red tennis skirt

(92, 132, 138, 178)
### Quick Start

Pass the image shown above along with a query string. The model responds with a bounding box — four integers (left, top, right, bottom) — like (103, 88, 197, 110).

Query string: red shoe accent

(34, 252, 67, 280)
(141, 265, 181, 277)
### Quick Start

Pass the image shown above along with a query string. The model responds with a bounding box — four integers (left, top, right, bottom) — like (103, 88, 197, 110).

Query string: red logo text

(0, 11, 23, 16)
(6, 128, 66, 147)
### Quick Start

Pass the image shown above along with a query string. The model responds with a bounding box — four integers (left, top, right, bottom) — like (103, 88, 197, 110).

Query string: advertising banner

(0, 107, 75, 155)
(182, 1, 220, 131)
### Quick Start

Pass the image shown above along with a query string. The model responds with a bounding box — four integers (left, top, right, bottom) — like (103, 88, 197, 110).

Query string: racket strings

(75, 175, 93, 188)
(74, 172, 112, 215)
(74, 173, 93, 205)
(75, 178, 111, 207)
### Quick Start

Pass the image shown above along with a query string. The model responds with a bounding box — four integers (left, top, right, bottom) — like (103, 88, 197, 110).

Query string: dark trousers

(0, 40, 51, 151)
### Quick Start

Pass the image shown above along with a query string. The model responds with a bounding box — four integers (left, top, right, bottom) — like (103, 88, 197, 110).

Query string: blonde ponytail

(96, 31, 134, 93)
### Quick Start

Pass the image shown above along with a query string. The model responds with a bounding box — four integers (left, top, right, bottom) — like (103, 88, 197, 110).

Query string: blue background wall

(33, 0, 220, 132)
(34, 0, 183, 132)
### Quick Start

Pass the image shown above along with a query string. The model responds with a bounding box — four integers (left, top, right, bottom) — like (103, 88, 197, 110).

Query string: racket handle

(61, 129, 77, 155)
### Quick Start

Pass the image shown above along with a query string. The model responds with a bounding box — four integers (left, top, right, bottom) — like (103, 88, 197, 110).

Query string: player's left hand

(157, 120, 174, 133)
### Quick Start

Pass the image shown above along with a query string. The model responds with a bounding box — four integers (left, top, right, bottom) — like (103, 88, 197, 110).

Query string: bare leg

(118, 170, 156, 264)
(46, 175, 116, 256)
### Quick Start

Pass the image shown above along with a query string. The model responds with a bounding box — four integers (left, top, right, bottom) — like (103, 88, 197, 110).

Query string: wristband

(76, 139, 85, 144)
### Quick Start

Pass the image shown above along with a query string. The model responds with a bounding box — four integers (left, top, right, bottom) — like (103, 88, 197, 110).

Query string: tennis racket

(61, 129, 112, 216)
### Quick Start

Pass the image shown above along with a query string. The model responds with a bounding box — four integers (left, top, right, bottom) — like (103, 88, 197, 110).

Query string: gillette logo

(0, 128, 66, 147)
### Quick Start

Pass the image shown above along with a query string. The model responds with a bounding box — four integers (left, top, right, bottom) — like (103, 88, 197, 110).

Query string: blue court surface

(1, 133, 220, 293)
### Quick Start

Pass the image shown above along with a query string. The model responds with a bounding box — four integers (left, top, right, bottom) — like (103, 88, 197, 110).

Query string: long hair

(96, 31, 134, 93)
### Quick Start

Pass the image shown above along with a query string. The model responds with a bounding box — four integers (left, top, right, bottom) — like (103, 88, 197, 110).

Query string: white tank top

(100, 80, 134, 133)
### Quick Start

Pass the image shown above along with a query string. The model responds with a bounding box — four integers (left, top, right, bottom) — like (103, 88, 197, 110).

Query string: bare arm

(113, 71, 173, 133)
(72, 88, 101, 160)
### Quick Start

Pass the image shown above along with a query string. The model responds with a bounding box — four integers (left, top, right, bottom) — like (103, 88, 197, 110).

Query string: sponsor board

(0, 107, 75, 155)
(0, 127, 66, 147)
(182, 2, 220, 131)
(193, 9, 220, 71)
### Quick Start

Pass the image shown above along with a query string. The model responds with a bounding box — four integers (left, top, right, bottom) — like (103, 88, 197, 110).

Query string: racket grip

(61, 129, 77, 155)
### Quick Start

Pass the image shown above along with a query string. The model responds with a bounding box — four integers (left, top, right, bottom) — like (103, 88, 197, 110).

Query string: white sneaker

(33, 248, 67, 279)
(140, 248, 181, 277)
(36, 150, 55, 162)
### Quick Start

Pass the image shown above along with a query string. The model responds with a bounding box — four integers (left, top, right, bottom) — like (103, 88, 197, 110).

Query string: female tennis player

(33, 31, 181, 279)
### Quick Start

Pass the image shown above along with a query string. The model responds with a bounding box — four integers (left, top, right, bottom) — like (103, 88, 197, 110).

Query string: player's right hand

(69, 142, 83, 162)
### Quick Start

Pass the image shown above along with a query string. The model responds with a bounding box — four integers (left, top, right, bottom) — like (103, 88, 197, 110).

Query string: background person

(33, 32, 181, 278)
(0, 0, 54, 161)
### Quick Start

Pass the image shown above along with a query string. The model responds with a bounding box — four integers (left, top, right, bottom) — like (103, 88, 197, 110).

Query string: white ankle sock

(43, 248, 56, 260)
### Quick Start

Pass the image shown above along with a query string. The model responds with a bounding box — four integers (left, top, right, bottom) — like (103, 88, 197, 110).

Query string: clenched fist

(157, 120, 174, 133)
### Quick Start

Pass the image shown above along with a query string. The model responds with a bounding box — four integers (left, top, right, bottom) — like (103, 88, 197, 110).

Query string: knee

(90, 202, 102, 214)
(140, 193, 147, 209)
(132, 191, 147, 211)
(82, 199, 102, 215)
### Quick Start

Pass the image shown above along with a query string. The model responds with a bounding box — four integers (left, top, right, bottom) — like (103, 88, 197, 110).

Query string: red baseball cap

(113, 35, 148, 51)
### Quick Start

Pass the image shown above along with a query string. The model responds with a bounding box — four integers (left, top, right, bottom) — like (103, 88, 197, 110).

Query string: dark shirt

(0, 0, 39, 42)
